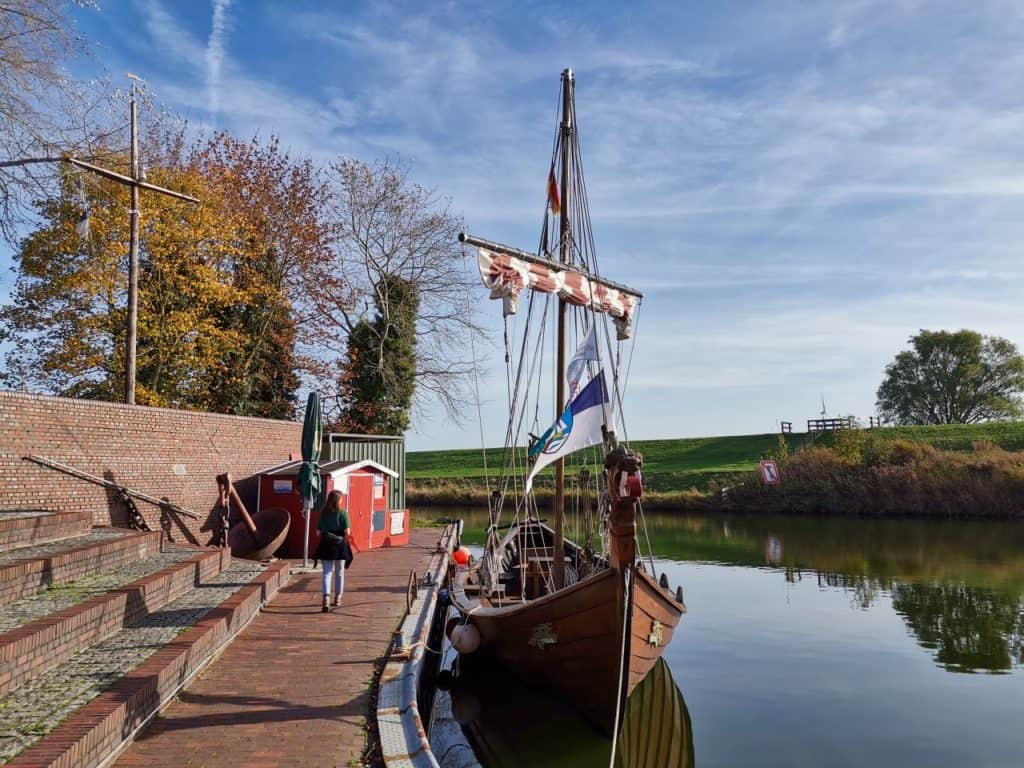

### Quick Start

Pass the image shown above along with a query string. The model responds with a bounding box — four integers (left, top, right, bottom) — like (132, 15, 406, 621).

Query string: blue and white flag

(525, 373, 609, 493)
(566, 324, 599, 399)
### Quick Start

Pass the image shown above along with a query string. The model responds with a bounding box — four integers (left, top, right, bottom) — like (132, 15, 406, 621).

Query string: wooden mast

(551, 68, 573, 591)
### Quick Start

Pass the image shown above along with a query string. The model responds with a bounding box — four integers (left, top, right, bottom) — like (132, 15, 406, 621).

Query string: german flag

(547, 167, 561, 215)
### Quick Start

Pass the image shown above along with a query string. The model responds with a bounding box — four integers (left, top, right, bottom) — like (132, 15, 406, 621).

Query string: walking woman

(314, 490, 351, 613)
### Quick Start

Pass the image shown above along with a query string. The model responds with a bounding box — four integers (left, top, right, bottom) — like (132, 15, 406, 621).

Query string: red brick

(0, 391, 302, 545)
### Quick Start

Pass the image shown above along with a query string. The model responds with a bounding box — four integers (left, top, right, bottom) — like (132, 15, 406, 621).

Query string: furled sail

(477, 246, 637, 339)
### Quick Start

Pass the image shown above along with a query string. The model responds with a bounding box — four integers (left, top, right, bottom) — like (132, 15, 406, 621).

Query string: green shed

(325, 433, 406, 510)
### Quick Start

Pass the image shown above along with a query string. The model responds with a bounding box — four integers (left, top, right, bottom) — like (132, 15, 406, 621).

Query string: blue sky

(9, 0, 1024, 450)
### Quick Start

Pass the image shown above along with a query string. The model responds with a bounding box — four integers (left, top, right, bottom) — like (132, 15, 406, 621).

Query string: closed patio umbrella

(297, 392, 322, 567)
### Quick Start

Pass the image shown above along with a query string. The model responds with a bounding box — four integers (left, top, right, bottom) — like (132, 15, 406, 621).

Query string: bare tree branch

(310, 157, 488, 427)
(0, 1, 112, 242)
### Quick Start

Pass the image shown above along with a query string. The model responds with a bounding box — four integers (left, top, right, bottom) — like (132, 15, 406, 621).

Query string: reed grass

(717, 437, 1024, 518)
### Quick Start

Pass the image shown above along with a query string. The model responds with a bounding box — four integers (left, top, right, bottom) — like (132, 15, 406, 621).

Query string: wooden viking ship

(448, 68, 686, 736)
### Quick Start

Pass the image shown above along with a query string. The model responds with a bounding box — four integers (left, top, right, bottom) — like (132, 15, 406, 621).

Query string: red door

(348, 474, 374, 551)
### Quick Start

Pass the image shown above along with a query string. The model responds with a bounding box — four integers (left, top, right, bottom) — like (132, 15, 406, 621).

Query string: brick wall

(0, 391, 302, 545)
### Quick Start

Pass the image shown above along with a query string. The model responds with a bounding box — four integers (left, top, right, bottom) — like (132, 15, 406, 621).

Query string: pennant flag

(525, 373, 608, 493)
(566, 324, 599, 399)
(74, 208, 90, 238)
(73, 176, 89, 239)
(547, 167, 561, 215)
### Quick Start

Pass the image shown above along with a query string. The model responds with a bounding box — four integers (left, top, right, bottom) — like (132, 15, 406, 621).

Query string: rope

(637, 498, 657, 577)
(608, 565, 633, 768)
(463, 243, 492, 499)
(390, 638, 442, 660)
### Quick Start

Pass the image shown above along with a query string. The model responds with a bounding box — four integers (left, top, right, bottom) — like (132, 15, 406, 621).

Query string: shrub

(772, 433, 790, 467)
(862, 433, 893, 467)
(832, 428, 867, 464)
(887, 439, 937, 466)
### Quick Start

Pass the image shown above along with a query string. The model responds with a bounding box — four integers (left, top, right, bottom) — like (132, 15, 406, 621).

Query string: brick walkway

(115, 529, 439, 768)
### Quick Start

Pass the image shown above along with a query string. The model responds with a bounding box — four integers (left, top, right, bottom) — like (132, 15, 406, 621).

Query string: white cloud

(206, 0, 233, 115)
(41, 1, 1024, 449)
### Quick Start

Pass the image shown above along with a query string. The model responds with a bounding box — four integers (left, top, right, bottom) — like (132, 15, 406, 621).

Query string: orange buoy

(452, 546, 471, 566)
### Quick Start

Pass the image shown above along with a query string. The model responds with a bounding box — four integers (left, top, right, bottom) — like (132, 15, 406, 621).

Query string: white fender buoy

(451, 622, 481, 654)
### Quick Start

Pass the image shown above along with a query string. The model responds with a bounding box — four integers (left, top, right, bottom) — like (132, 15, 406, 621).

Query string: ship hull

(449, 525, 684, 733)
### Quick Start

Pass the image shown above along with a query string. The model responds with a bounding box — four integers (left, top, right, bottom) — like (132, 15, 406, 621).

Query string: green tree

(876, 330, 1024, 425)
(339, 274, 419, 433)
(312, 158, 481, 429)
(0, 158, 251, 406)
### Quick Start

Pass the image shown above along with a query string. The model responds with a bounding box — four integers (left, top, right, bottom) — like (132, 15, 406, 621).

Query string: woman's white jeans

(322, 559, 345, 598)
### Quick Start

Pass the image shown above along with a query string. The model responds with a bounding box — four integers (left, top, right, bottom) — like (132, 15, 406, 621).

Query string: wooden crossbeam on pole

(3, 78, 199, 405)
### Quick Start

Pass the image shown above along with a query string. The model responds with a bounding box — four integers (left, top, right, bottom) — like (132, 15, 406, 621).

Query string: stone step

(0, 528, 161, 608)
(0, 545, 230, 698)
(0, 557, 291, 768)
(0, 511, 92, 553)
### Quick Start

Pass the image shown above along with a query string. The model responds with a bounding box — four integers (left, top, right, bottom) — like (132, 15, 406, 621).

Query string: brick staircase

(0, 510, 291, 768)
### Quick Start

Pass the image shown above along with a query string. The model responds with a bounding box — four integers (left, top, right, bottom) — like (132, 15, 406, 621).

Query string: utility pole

(81, 75, 198, 405)
(125, 78, 141, 404)
(2, 76, 199, 404)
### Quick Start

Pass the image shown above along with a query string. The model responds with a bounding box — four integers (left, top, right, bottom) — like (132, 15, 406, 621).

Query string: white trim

(325, 459, 399, 478)
(254, 458, 398, 479)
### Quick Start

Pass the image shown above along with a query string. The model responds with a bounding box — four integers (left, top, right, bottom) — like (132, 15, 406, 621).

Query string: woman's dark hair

(324, 489, 344, 514)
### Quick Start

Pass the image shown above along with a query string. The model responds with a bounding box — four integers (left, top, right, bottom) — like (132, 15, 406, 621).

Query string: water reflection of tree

(796, 571, 1024, 671)
(816, 571, 890, 610)
(892, 583, 1024, 673)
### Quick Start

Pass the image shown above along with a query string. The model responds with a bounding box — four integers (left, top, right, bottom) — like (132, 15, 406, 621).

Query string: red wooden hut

(257, 458, 409, 558)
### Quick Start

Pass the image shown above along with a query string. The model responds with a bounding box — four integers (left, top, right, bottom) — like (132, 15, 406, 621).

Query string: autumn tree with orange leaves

(0, 128, 334, 417)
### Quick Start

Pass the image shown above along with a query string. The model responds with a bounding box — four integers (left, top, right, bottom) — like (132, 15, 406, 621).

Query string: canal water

(420, 508, 1024, 767)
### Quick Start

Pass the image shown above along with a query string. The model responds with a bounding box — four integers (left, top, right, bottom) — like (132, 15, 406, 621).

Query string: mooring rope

(461, 243, 492, 499)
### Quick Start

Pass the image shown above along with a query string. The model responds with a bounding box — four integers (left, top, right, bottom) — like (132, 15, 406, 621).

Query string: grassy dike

(407, 422, 1024, 516)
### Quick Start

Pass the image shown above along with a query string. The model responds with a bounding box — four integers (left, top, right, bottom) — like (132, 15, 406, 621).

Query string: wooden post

(125, 82, 140, 404)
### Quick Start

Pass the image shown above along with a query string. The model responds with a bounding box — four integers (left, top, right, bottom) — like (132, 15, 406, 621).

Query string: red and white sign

(760, 460, 781, 485)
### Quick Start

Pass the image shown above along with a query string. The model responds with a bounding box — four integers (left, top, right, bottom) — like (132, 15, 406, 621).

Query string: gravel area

(0, 544, 200, 635)
(0, 558, 266, 764)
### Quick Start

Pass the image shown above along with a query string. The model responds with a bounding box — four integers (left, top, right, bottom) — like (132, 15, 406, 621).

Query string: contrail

(206, 0, 233, 114)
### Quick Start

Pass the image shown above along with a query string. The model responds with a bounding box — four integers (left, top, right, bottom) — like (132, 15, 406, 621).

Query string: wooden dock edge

(378, 523, 459, 768)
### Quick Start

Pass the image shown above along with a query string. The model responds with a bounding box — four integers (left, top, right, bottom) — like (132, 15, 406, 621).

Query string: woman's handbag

(314, 530, 352, 564)
(340, 536, 354, 569)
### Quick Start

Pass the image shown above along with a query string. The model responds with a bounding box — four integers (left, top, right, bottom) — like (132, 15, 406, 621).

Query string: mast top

(562, 67, 574, 82)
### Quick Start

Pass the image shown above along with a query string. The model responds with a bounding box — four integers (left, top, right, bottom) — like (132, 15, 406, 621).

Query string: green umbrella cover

(298, 392, 322, 565)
